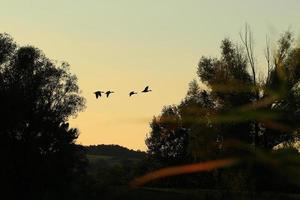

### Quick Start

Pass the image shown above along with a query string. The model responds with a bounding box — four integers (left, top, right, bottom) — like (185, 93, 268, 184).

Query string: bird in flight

(94, 91, 104, 99)
(129, 91, 137, 97)
(105, 91, 114, 97)
(142, 86, 152, 93)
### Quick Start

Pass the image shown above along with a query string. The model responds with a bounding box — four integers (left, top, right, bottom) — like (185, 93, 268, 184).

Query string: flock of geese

(94, 86, 152, 99)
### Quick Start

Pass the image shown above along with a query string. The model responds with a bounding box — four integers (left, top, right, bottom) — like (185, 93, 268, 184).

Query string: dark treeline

(85, 144, 145, 159)
(2, 26, 300, 200)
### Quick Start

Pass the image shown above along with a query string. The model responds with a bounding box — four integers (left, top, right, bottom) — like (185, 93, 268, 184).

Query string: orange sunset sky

(1, 0, 300, 150)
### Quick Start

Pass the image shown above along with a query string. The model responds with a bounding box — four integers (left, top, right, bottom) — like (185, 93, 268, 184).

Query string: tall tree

(263, 31, 300, 149)
(0, 33, 86, 199)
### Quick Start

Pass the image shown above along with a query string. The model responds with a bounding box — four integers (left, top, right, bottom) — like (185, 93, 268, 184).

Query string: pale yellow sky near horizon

(1, 0, 300, 150)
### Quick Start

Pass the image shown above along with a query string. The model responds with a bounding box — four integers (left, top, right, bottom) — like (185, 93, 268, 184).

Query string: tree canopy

(145, 28, 300, 191)
(0, 33, 86, 199)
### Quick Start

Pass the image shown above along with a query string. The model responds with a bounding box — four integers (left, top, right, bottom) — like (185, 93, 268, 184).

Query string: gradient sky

(1, 0, 300, 150)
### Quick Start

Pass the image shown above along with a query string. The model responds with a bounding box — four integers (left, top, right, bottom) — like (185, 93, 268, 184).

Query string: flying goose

(94, 91, 104, 99)
(105, 91, 114, 97)
(142, 86, 152, 93)
(129, 91, 138, 97)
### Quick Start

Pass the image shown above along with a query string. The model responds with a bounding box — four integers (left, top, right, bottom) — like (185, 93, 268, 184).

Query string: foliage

(145, 28, 300, 192)
(0, 33, 86, 199)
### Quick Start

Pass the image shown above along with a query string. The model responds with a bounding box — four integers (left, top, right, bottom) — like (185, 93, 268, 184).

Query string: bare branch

(264, 35, 271, 83)
(240, 23, 256, 86)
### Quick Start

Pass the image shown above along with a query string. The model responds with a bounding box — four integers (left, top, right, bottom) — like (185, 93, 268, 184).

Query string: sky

(1, 0, 300, 150)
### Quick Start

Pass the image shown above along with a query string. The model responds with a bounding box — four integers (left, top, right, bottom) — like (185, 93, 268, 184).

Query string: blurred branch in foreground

(130, 159, 238, 187)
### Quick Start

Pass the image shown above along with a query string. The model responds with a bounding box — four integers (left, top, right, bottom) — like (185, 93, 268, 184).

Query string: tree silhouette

(0, 33, 86, 199)
(146, 106, 188, 164)
(145, 28, 300, 191)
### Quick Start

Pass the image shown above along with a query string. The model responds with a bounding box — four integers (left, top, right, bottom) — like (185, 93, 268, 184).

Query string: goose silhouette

(142, 86, 152, 93)
(94, 91, 104, 99)
(129, 91, 137, 97)
(105, 91, 114, 97)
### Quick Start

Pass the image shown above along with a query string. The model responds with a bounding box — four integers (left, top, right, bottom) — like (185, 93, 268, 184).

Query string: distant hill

(84, 145, 147, 177)
(84, 144, 146, 159)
